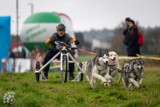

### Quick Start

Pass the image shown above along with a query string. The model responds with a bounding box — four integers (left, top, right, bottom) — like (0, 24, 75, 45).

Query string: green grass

(0, 55, 160, 107)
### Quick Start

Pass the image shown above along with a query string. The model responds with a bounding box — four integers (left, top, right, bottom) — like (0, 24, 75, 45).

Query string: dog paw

(107, 80, 113, 86)
(103, 82, 107, 86)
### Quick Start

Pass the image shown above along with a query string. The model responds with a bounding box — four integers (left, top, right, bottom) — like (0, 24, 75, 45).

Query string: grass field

(0, 56, 160, 107)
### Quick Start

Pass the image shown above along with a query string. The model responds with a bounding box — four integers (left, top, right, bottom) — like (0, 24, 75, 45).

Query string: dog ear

(139, 58, 144, 64)
(96, 49, 103, 57)
(105, 49, 109, 56)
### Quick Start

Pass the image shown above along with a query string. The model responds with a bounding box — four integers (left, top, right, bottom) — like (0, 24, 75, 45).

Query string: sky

(0, 0, 160, 34)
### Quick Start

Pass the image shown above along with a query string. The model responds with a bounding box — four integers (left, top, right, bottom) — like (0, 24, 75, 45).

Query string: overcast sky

(0, 0, 160, 34)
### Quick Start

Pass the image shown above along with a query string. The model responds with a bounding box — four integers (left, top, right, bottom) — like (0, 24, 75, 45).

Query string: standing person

(9, 49, 15, 59)
(43, 23, 79, 80)
(123, 17, 131, 55)
(127, 20, 140, 56)
(8, 49, 16, 72)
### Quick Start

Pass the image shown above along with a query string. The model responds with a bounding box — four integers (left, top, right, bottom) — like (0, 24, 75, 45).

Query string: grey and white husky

(80, 50, 120, 88)
(121, 58, 144, 90)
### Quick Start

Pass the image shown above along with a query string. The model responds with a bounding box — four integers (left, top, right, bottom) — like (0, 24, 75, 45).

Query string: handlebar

(55, 41, 66, 46)
(55, 41, 77, 51)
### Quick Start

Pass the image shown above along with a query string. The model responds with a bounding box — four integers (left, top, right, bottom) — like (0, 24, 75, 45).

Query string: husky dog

(104, 51, 121, 85)
(80, 50, 110, 88)
(80, 50, 119, 88)
(121, 58, 144, 90)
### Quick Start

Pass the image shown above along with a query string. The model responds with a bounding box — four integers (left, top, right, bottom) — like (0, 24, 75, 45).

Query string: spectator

(127, 20, 140, 56)
(123, 17, 131, 55)
(29, 47, 45, 71)
(8, 49, 15, 72)
(21, 47, 26, 58)
(15, 51, 22, 58)
(9, 49, 15, 59)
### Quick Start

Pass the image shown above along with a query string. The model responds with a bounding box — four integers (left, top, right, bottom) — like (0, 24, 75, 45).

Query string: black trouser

(43, 49, 74, 79)
(128, 46, 140, 56)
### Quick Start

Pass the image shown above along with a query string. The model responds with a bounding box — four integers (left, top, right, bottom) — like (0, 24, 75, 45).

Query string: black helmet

(56, 23, 66, 31)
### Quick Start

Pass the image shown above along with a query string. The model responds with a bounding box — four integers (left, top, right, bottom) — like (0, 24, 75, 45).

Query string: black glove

(75, 39, 80, 45)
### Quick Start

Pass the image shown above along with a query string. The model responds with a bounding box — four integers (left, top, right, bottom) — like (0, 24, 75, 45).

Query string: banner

(1, 58, 32, 73)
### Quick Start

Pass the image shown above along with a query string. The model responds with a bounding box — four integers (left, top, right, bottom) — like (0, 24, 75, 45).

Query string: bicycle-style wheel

(35, 61, 41, 82)
(61, 56, 68, 83)
(77, 62, 84, 81)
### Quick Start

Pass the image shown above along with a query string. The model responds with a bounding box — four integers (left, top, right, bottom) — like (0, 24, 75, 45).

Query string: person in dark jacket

(43, 23, 79, 80)
(127, 20, 140, 56)
(123, 17, 131, 36)
(123, 17, 131, 55)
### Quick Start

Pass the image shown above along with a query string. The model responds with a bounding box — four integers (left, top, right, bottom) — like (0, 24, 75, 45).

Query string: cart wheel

(78, 62, 83, 81)
(61, 56, 68, 83)
(35, 61, 41, 82)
